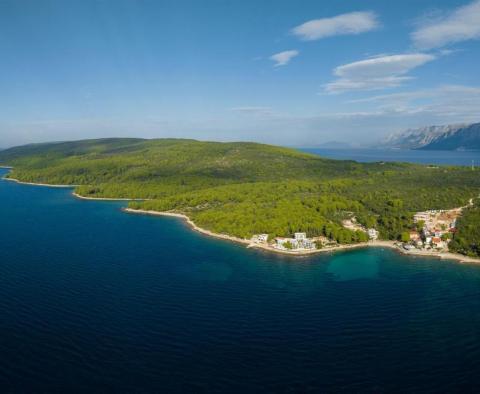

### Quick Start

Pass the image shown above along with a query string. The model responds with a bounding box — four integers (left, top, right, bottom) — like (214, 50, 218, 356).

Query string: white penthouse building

(274, 232, 316, 250)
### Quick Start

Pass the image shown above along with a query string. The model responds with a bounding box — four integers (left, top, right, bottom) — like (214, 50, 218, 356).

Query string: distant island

(384, 122, 480, 151)
(0, 138, 479, 259)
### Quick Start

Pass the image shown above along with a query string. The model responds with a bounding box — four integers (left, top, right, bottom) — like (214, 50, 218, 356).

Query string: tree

(400, 232, 410, 243)
(416, 220, 425, 231)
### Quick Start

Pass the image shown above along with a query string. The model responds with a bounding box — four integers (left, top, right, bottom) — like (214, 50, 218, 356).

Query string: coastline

(123, 208, 480, 263)
(2, 172, 479, 264)
(1, 175, 146, 201)
(2, 176, 77, 188)
(72, 192, 147, 202)
(123, 208, 254, 247)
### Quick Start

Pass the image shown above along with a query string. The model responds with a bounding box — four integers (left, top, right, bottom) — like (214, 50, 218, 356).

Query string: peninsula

(1, 138, 479, 260)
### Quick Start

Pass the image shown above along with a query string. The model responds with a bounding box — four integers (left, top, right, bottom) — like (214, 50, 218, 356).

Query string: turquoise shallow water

(1, 168, 480, 392)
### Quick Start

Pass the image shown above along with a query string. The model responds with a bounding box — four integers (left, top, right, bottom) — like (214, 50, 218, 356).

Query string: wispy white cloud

(270, 50, 299, 67)
(348, 85, 480, 120)
(412, 0, 480, 49)
(292, 11, 379, 41)
(325, 53, 436, 93)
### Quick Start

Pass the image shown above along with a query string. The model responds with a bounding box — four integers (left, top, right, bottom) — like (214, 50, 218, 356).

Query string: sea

(303, 147, 480, 166)
(1, 162, 480, 392)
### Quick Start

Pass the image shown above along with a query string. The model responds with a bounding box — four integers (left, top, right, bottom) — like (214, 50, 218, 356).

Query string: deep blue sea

(303, 148, 480, 166)
(2, 168, 480, 392)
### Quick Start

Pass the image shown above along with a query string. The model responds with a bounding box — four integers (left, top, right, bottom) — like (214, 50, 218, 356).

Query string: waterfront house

(409, 231, 420, 241)
(294, 233, 307, 241)
(367, 228, 378, 240)
(274, 234, 316, 251)
(274, 237, 296, 250)
(251, 234, 269, 243)
(432, 237, 444, 248)
(302, 238, 315, 249)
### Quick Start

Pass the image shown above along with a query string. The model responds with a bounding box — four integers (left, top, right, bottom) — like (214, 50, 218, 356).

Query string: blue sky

(1, 0, 480, 147)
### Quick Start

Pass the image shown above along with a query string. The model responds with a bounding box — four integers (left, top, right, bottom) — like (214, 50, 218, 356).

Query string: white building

(274, 234, 316, 250)
(302, 239, 315, 249)
(414, 212, 430, 223)
(367, 228, 378, 240)
(251, 234, 268, 243)
(274, 237, 294, 250)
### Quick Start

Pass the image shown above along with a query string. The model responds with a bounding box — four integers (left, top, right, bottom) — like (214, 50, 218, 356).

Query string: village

(406, 208, 460, 251)
(249, 204, 464, 254)
(344, 207, 463, 253)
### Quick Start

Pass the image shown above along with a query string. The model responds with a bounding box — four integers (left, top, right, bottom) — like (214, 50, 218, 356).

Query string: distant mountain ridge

(384, 123, 480, 150)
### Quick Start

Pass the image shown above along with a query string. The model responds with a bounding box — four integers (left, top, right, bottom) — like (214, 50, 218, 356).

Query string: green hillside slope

(1, 138, 479, 249)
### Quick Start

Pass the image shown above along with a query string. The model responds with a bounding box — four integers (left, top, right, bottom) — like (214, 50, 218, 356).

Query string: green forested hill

(1, 138, 479, 249)
(0, 138, 355, 187)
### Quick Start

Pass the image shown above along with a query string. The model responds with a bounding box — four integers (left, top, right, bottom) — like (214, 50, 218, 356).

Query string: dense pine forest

(449, 202, 480, 257)
(1, 138, 479, 253)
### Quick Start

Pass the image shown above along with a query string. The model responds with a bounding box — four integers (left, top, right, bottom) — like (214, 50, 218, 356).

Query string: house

(293, 233, 316, 249)
(294, 232, 307, 241)
(274, 237, 296, 250)
(274, 235, 316, 251)
(432, 237, 444, 248)
(314, 236, 330, 246)
(367, 228, 378, 240)
(274, 238, 287, 250)
(252, 234, 268, 243)
(409, 231, 420, 241)
(414, 212, 430, 223)
(302, 238, 316, 249)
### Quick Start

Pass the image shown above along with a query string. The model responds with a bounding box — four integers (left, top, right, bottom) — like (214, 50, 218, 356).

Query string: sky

(1, 0, 480, 148)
